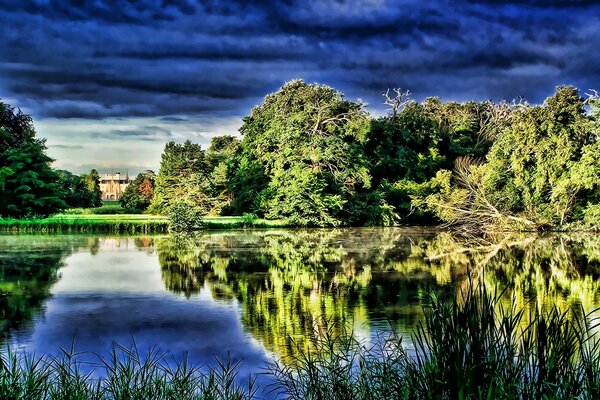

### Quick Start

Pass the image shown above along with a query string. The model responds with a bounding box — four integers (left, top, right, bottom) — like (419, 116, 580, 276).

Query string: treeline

(149, 80, 600, 230)
(0, 102, 102, 217)
(3, 81, 600, 230)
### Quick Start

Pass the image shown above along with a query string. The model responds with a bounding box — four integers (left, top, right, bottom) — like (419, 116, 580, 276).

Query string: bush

(167, 202, 205, 231)
(240, 213, 258, 227)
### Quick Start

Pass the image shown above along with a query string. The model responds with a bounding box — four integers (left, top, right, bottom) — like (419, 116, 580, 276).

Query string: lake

(1, 228, 600, 395)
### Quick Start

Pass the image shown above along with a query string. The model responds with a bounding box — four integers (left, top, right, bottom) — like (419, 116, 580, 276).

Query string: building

(99, 172, 131, 201)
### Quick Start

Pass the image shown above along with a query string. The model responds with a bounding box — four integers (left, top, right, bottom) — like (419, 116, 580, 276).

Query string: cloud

(50, 144, 85, 149)
(1, 0, 599, 123)
(1, 0, 599, 172)
(91, 126, 174, 142)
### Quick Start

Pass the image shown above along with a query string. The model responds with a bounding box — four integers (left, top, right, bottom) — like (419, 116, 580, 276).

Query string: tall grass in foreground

(268, 282, 600, 400)
(2, 282, 600, 399)
(0, 342, 255, 400)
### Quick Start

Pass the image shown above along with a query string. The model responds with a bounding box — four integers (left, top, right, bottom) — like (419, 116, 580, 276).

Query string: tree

(365, 91, 507, 223)
(80, 169, 102, 207)
(56, 169, 100, 208)
(148, 140, 209, 214)
(418, 86, 600, 230)
(0, 101, 66, 217)
(232, 80, 372, 226)
(120, 170, 156, 211)
(206, 136, 239, 214)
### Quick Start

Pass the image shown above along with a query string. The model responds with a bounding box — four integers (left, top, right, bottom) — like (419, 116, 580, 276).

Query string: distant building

(99, 172, 131, 201)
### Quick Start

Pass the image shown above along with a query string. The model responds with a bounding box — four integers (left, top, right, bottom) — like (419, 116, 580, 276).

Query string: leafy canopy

(0, 101, 66, 217)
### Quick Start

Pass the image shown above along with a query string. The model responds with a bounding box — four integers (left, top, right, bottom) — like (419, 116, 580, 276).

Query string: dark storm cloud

(0, 0, 599, 121)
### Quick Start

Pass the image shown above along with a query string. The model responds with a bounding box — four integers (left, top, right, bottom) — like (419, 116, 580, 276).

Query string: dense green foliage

(119, 170, 155, 211)
(0, 102, 66, 217)
(149, 137, 239, 219)
(5, 82, 600, 230)
(80, 169, 102, 208)
(155, 80, 600, 230)
(231, 80, 372, 226)
(418, 87, 600, 230)
(56, 169, 102, 208)
(366, 96, 503, 222)
(0, 102, 103, 217)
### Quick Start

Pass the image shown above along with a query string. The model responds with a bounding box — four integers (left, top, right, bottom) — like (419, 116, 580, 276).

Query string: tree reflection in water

(2, 230, 599, 367)
(0, 236, 99, 340)
(154, 229, 600, 363)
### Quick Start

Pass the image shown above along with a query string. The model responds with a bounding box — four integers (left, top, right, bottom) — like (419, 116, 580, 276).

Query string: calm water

(1, 229, 600, 394)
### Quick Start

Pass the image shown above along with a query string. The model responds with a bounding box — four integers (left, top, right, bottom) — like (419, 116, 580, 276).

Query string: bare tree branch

(383, 88, 411, 120)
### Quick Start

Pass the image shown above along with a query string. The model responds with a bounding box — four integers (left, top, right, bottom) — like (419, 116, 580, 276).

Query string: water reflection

(1, 230, 600, 377)
(0, 236, 95, 339)
(155, 230, 600, 362)
(1, 235, 269, 391)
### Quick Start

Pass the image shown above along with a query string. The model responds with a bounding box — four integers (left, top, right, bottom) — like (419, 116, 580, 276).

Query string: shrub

(167, 202, 205, 231)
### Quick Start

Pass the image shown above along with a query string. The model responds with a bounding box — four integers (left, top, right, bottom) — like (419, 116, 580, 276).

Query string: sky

(1, 0, 599, 174)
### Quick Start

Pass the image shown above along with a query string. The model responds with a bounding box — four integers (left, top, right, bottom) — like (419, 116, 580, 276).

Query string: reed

(0, 342, 255, 400)
(268, 281, 600, 400)
(2, 281, 600, 399)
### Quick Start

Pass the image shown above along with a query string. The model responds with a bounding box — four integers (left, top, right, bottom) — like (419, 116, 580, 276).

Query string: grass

(0, 215, 170, 234)
(2, 281, 600, 399)
(201, 216, 288, 229)
(0, 342, 256, 400)
(0, 214, 287, 233)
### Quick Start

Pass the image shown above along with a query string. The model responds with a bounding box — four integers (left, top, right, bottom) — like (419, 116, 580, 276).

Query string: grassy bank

(201, 216, 288, 229)
(0, 215, 170, 234)
(0, 215, 288, 233)
(2, 283, 599, 399)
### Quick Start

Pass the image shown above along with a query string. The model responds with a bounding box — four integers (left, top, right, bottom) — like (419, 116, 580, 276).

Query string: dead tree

(383, 88, 411, 120)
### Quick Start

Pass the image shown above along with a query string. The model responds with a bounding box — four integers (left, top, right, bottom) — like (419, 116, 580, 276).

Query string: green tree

(56, 169, 99, 208)
(206, 136, 239, 214)
(80, 169, 102, 207)
(0, 102, 66, 217)
(418, 86, 600, 230)
(120, 170, 156, 211)
(150, 136, 240, 218)
(365, 91, 507, 222)
(148, 140, 212, 215)
(233, 80, 372, 226)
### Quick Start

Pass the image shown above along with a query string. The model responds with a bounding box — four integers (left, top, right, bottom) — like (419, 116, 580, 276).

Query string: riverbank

(0, 214, 288, 233)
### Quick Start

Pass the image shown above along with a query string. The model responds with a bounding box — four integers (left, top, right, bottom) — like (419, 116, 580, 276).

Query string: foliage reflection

(155, 229, 600, 362)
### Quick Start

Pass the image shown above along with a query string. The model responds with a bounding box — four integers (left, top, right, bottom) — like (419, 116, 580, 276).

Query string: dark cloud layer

(1, 0, 599, 121)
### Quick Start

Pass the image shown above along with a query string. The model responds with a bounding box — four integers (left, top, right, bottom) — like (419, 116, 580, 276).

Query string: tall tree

(148, 140, 208, 214)
(56, 169, 100, 208)
(80, 169, 102, 207)
(233, 80, 372, 226)
(0, 102, 65, 217)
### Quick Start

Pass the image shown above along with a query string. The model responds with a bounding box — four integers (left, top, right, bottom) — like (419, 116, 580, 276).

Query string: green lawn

(0, 213, 287, 233)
